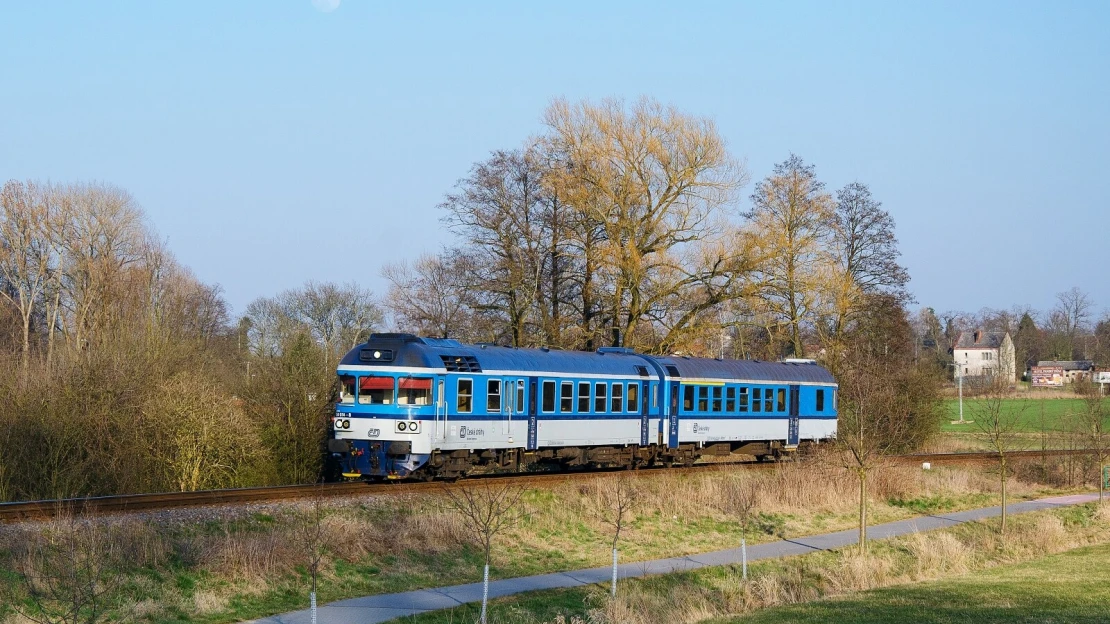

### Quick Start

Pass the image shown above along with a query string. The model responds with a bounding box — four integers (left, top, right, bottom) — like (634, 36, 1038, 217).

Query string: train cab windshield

(359, 376, 395, 404)
(339, 375, 356, 404)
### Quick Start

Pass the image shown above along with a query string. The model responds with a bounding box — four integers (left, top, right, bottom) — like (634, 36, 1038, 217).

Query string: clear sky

(2, 1, 1107, 319)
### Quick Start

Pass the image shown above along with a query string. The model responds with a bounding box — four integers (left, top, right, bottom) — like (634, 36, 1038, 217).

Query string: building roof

(954, 330, 1008, 350)
(1036, 360, 1094, 371)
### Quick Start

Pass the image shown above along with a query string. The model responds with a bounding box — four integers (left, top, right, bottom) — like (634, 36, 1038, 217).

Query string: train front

(330, 335, 437, 479)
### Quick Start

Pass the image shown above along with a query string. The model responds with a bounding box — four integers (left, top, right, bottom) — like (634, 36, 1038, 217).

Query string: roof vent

(597, 347, 635, 355)
(440, 355, 482, 373)
(665, 365, 681, 377)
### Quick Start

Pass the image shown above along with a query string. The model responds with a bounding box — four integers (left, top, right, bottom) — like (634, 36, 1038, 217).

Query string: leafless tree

(0, 180, 55, 382)
(593, 475, 638, 598)
(832, 302, 937, 553)
(440, 148, 551, 347)
(2, 507, 124, 624)
(971, 374, 1027, 535)
(288, 487, 333, 624)
(1075, 379, 1108, 505)
(746, 155, 834, 357)
(1047, 287, 1093, 359)
(382, 251, 481, 340)
(443, 482, 525, 624)
(544, 96, 749, 351)
(722, 477, 758, 580)
(827, 182, 910, 340)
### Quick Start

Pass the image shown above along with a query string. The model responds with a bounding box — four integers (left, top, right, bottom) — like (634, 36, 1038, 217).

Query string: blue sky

(2, 1, 1107, 319)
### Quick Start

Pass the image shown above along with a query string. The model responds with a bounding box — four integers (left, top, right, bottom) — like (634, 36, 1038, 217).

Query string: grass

(724, 542, 1110, 623)
(387, 504, 1110, 624)
(0, 461, 1092, 624)
(939, 398, 1088, 433)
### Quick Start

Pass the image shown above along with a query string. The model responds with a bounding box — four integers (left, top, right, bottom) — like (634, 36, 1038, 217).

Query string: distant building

(1035, 360, 1094, 384)
(953, 330, 1016, 381)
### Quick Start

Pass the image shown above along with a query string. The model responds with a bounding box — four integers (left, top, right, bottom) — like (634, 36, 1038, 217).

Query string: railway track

(0, 449, 1096, 523)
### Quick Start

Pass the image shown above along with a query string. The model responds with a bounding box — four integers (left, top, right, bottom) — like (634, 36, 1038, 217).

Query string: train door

(668, 381, 680, 448)
(435, 377, 446, 441)
(527, 377, 538, 450)
(788, 385, 800, 447)
(502, 379, 513, 436)
(640, 380, 650, 446)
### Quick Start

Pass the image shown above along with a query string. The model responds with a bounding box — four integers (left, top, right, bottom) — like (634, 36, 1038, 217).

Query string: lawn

(725, 542, 1110, 624)
(939, 398, 1091, 433)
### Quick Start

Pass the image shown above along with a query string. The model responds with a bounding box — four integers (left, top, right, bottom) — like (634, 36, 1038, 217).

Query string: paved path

(252, 493, 1098, 624)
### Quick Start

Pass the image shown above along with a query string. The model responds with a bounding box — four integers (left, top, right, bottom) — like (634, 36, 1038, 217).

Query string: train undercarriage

(335, 439, 812, 481)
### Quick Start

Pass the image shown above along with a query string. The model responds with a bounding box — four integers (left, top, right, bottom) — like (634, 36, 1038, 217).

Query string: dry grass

(561, 502, 1110, 624)
(0, 459, 1092, 624)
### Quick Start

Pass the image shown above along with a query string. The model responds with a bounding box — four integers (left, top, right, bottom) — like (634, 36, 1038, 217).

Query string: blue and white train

(329, 333, 838, 479)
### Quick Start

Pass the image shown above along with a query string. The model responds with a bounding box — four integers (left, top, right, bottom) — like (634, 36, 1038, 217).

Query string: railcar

(329, 334, 837, 479)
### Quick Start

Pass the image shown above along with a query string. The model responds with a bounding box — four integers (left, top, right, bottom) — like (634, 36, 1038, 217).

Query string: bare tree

(746, 154, 834, 357)
(971, 374, 1027, 534)
(544, 96, 749, 351)
(0, 180, 55, 382)
(593, 475, 638, 598)
(443, 482, 525, 624)
(440, 148, 550, 347)
(281, 281, 381, 364)
(1075, 379, 1108, 505)
(382, 251, 481, 340)
(722, 477, 758, 580)
(288, 487, 333, 624)
(833, 300, 937, 553)
(2, 507, 123, 624)
(827, 181, 910, 341)
(1048, 287, 1093, 359)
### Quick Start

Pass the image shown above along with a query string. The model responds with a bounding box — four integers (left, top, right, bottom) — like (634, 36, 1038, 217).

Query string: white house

(953, 330, 1016, 381)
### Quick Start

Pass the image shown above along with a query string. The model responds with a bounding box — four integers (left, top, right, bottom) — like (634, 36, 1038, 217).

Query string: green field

(724, 542, 1110, 624)
(939, 398, 1090, 433)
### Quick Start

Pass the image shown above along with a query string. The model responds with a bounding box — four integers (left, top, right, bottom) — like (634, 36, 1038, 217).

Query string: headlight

(397, 421, 408, 431)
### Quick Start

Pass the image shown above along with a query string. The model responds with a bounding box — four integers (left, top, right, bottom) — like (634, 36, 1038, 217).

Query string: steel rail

(0, 449, 1096, 523)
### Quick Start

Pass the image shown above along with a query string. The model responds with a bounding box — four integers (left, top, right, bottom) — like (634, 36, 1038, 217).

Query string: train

(328, 333, 838, 479)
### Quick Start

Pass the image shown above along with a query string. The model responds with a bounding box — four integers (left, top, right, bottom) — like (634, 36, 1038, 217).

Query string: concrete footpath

(252, 493, 1098, 624)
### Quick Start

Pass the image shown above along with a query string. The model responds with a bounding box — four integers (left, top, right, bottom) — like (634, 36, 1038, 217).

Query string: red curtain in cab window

(360, 377, 394, 390)
(399, 378, 432, 390)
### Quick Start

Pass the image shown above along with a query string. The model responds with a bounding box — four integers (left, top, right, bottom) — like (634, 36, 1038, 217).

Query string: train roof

(338, 334, 835, 385)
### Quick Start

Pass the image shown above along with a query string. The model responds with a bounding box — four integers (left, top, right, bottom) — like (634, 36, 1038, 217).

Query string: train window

(517, 380, 525, 414)
(542, 380, 556, 413)
(738, 387, 749, 412)
(712, 386, 723, 412)
(486, 379, 502, 412)
(398, 377, 432, 405)
(752, 388, 762, 413)
(359, 376, 395, 405)
(627, 383, 639, 413)
(457, 379, 473, 413)
(611, 383, 623, 413)
(764, 388, 774, 413)
(697, 386, 708, 412)
(816, 389, 825, 411)
(683, 386, 694, 411)
(595, 382, 607, 413)
(560, 381, 573, 413)
(777, 388, 786, 412)
(578, 381, 590, 412)
(725, 386, 735, 412)
(339, 375, 356, 404)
